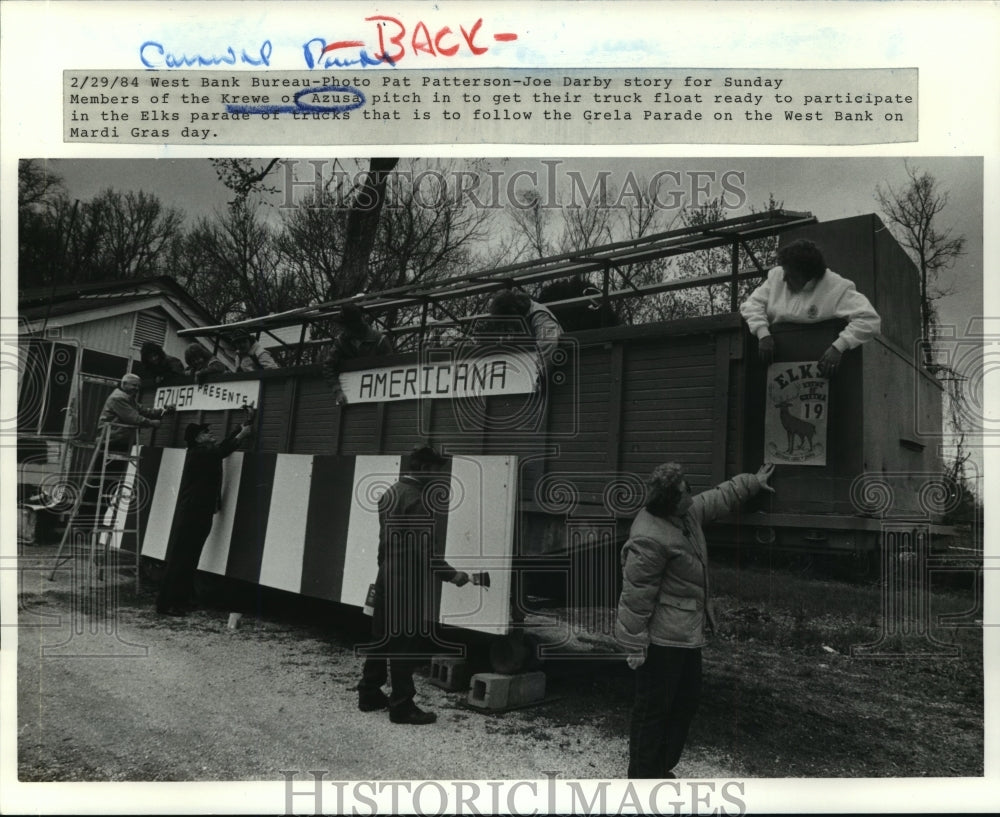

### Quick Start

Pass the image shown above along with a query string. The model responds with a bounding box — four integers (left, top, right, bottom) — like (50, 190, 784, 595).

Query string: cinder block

(467, 671, 546, 711)
(429, 656, 470, 691)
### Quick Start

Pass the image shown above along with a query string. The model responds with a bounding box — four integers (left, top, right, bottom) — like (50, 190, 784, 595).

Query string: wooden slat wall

(382, 400, 422, 454)
(290, 377, 339, 454)
(256, 378, 288, 452)
(338, 402, 379, 455)
(619, 334, 717, 491)
(541, 344, 614, 506)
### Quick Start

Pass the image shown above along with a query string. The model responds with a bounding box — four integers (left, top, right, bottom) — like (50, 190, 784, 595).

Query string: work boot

(389, 705, 437, 725)
(358, 690, 390, 712)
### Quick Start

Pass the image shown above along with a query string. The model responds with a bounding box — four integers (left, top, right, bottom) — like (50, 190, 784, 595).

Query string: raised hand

(755, 463, 776, 493)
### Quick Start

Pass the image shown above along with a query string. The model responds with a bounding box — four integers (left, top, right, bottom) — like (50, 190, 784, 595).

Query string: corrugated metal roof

(18, 276, 217, 327)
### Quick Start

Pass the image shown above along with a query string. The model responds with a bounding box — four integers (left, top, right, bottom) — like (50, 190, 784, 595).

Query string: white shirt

(739, 266, 882, 352)
(527, 300, 563, 365)
(235, 341, 278, 371)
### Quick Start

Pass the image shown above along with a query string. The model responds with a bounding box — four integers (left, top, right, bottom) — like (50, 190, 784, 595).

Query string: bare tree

(876, 162, 966, 344)
(560, 185, 616, 254)
(372, 161, 494, 329)
(876, 164, 974, 508)
(89, 189, 185, 279)
(18, 175, 185, 287)
(18, 160, 68, 287)
(507, 190, 556, 260)
(614, 177, 681, 325)
(18, 159, 64, 213)
(212, 156, 400, 302)
(337, 157, 400, 298)
(275, 180, 352, 308)
(210, 158, 283, 207)
(178, 201, 295, 321)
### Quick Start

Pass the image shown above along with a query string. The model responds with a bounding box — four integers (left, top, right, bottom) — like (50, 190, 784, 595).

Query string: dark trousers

(628, 645, 702, 778)
(358, 635, 423, 713)
(156, 514, 213, 611)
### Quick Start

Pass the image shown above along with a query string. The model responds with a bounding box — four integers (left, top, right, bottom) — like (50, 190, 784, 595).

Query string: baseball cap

(407, 443, 447, 469)
(184, 422, 210, 447)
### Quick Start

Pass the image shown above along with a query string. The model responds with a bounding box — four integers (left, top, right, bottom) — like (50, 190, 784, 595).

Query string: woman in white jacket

(739, 239, 881, 377)
(616, 461, 775, 779)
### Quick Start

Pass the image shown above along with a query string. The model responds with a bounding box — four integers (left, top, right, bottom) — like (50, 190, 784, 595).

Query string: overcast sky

(47, 156, 983, 335)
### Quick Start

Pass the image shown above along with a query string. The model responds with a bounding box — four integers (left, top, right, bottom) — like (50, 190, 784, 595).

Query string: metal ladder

(48, 423, 145, 591)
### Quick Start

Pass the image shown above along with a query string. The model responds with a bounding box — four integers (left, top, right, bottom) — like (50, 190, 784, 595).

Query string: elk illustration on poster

(764, 361, 829, 466)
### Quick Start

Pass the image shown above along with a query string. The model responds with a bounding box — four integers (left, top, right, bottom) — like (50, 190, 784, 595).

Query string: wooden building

(17, 277, 226, 494)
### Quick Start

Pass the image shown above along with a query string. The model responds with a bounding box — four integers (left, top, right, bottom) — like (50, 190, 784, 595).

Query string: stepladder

(48, 423, 146, 592)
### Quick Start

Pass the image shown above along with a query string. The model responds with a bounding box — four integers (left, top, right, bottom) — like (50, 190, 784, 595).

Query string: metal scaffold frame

(178, 209, 817, 356)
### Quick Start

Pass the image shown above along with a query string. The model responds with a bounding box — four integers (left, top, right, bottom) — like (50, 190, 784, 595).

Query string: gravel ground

(15, 544, 982, 787)
(17, 548, 724, 783)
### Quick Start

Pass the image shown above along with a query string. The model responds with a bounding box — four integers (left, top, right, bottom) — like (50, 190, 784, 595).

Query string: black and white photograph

(2, 2, 998, 815)
(12, 155, 986, 784)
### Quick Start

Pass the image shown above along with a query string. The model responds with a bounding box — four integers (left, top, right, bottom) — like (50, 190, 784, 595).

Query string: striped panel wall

(119, 447, 515, 635)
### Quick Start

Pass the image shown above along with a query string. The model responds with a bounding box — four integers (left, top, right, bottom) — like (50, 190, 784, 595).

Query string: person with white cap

(82, 374, 175, 525)
(96, 373, 175, 451)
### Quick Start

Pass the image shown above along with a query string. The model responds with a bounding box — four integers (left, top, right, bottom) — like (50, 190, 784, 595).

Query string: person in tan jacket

(616, 461, 775, 779)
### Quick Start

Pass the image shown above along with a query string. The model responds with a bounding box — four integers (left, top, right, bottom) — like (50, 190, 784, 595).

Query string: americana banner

(764, 361, 829, 466)
(339, 351, 541, 404)
(152, 380, 261, 412)
(113, 449, 517, 635)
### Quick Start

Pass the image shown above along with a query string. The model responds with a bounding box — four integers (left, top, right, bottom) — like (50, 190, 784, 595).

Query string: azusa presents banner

(153, 380, 261, 412)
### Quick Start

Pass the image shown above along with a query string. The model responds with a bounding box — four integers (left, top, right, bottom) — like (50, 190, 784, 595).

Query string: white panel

(140, 447, 186, 560)
(197, 453, 243, 575)
(258, 454, 313, 593)
(107, 447, 138, 551)
(339, 455, 401, 607)
(438, 455, 516, 635)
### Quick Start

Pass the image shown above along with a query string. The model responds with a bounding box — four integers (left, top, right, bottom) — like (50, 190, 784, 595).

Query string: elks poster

(764, 361, 829, 466)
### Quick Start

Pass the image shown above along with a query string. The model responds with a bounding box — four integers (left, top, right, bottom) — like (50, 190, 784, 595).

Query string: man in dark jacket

(155, 416, 254, 616)
(322, 303, 393, 405)
(357, 443, 470, 724)
(616, 462, 775, 778)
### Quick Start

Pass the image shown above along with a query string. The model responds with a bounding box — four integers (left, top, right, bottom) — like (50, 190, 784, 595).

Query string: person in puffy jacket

(616, 461, 775, 779)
